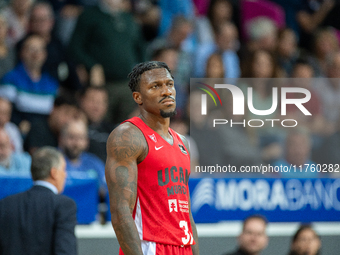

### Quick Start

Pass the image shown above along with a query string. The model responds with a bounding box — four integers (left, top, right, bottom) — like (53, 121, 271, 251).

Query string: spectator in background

(245, 17, 278, 53)
(312, 51, 340, 135)
(149, 16, 193, 90)
(240, 50, 283, 164)
(311, 27, 339, 77)
(190, 89, 231, 173)
(0, 146, 77, 255)
(222, 215, 268, 255)
(0, 14, 15, 79)
(0, 97, 23, 152)
(133, 1, 160, 42)
(157, 0, 195, 36)
(27, 2, 81, 95)
(288, 60, 325, 137)
(195, 0, 234, 45)
(24, 96, 81, 154)
(205, 53, 225, 78)
(209, 89, 263, 173)
(312, 117, 340, 176)
(79, 86, 115, 163)
(152, 47, 179, 75)
(296, 0, 336, 51)
(58, 119, 106, 195)
(274, 128, 319, 178)
(276, 28, 299, 77)
(68, 0, 146, 123)
(50, 0, 84, 46)
(195, 21, 240, 79)
(1, 0, 33, 46)
(242, 49, 280, 79)
(288, 225, 321, 255)
(0, 34, 59, 126)
(0, 128, 31, 175)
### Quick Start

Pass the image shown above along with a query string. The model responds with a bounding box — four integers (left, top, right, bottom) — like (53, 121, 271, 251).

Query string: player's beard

(160, 109, 177, 118)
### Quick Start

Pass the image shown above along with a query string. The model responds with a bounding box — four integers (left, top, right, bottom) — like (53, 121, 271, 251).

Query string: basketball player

(105, 61, 199, 255)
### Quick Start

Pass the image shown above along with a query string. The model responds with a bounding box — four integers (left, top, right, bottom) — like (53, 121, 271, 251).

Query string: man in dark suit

(0, 146, 77, 255)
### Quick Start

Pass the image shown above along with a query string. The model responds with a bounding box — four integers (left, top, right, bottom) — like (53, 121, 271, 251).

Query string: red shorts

(119, 240, 193, 255)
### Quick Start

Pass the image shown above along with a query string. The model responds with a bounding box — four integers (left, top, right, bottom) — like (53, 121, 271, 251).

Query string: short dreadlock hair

(128, 61, 173, 92)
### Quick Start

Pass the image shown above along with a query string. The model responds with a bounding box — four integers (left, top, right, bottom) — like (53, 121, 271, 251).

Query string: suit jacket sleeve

(54, 196, 78, 255)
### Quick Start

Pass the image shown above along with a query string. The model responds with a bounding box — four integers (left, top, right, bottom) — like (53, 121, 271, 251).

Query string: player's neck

(139, 112, 170, 138)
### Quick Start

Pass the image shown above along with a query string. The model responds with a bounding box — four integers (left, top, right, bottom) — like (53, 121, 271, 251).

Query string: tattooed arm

(178, 134, 200, 255)
(105, 123, 147, 255)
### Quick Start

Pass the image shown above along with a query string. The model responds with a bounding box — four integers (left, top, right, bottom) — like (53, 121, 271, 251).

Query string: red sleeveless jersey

(125, 117, 195, 246)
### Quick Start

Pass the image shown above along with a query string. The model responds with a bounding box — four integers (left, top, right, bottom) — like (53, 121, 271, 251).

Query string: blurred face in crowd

(30, 4, 54, 36)
(0, 16, 8, 43)
(80, 88, 108, 124)
(292, 64, 314, 79)
(291, 228, 321, 255)
(328, 52, 340, 79)
(259, 33, 277, 53)
(155, 49, 178, 73)
(171, 21, 192, 48)
(206, 53, 224, 78)
(216, 22, 238, 51)
(0, 98, 12, 128)
(60, 120, 88, 161)
(314, 30, 338, 59)
(292, 63, 314, 88)
(49, 104, 80, 134)
(102, 0, 123, 11)
(278, 29, 297, 58)
(11, 0, 33, 16)
(238, 217, 268, 255)
(252, 50, 273, 78)
(212, 0, 233, 23)
(286, 132, 311, 166)
(0, 129, 12, 168)
(20, 35, 47, 70)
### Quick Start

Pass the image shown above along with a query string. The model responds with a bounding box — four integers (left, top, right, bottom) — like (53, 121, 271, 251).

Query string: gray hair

(31, 146, 63, 181)
(247, 17, 276, 40)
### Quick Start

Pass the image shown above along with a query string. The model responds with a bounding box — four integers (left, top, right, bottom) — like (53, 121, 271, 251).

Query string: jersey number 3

(179, 220, 194, 245)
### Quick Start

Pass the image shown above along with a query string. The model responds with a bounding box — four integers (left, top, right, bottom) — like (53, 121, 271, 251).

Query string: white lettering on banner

(269, 180, 289, 210)
(238, 180, 253, 210)
(191, 179, 340, 213)
(332, 179, 340, 210)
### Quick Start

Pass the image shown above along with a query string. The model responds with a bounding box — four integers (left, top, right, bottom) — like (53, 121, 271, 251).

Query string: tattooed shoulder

(107, 123, 147, 162)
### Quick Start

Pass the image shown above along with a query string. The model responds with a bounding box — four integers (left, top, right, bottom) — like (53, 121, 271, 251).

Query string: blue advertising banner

(189, 178, 340, 222)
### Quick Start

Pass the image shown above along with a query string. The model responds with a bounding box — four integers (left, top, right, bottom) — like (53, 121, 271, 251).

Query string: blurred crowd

(1, 0, 340, 221)
(222, 215, 322, 255)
